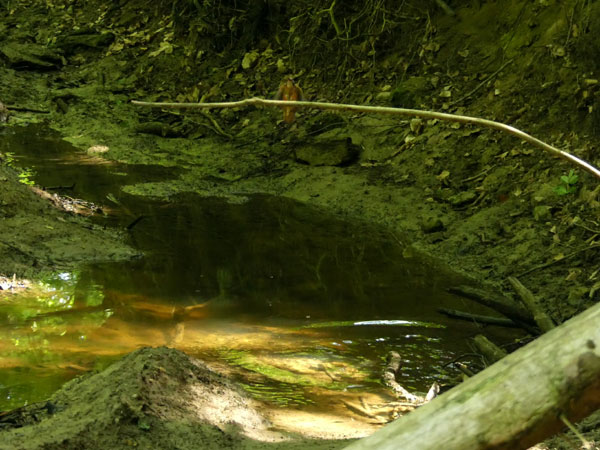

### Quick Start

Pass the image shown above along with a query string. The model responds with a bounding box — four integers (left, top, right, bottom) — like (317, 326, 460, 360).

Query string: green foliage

(554, 169, 579, 195)
(17, 167, 35, 186)
(2, 151, 15, 165)
(1, 151, 35, 185)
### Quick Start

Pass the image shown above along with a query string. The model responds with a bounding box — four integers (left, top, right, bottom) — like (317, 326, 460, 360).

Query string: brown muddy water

(0, 125, 519, 422)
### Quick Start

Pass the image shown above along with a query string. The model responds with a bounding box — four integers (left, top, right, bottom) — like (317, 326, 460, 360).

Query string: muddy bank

(0, 158, 138, 279)
(0, 346, 353, 450)
(1, 0, 600, 447)
(1, 0, 599, 323)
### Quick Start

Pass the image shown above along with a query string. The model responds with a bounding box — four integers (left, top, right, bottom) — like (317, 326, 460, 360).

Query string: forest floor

(1, 0, 600, 448)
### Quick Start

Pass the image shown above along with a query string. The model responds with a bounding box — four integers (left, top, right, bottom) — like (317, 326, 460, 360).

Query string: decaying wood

(508, 276, 555, 333)
(344, 301, 600, 450)
(424, 383, 440, 402)
(382, 351, 440, 408)
(382, 351, 421, 403)
(448, 285, 538, 334)
(472, 334, 508, 364)
(438, 307, 518, 328)
(131, 97, 600, 179)
(30, 186, 103, 216)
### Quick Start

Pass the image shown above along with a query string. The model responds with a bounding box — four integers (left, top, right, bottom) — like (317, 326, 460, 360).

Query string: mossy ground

(1, 0, 600, 447)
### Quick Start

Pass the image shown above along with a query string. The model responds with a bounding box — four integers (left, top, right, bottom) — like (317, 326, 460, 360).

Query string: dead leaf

(437, 170, 450, 181)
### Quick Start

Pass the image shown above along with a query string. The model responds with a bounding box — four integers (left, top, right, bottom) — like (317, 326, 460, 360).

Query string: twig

(199, 111, 232, 139)
(126, 216, 145, 231)
(131, 97, 600, 179)
(508, 276, 555, 332)
(435, 0, 455, 16)
(516, 243, 600, 277)
(319, 0, 343, 36)
(438, 307, 519, 328)
(559, 413, 593, 449)
(382, 351, 423, 403)
(45, 183, 75, 190)
(461, 164, 496, 183)
(447, 285, 537, 334)
(573, 221, 600, 235)
(455, 362, 476, 378)
(449, 59, 514, 107)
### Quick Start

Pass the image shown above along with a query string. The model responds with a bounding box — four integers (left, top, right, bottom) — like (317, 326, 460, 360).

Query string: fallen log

(448, 285, 538, 334)
(438, 307, 519, 328)
(508, 276, 555, 333)
(344, 301, 600, 450)
(472, 334, 508, 364)
(382, 351, 422, 404)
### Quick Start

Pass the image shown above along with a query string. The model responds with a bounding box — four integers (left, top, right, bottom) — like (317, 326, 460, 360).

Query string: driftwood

(382, 351, 422, 404)
(448, 285, 538, 334)
(381, 351, 440, 416)
(472, 334, 508, 364)
(438, 307, 518, 328)
(30, 186, 103, 216)
(344, 301, 600, 450)
(344, 351, 441, 423)
(131, 97, 600, 179)
(508, 276, 555, 333)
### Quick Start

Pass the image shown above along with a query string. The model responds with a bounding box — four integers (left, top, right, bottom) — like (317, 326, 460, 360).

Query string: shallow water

(0, 125, 517, 418)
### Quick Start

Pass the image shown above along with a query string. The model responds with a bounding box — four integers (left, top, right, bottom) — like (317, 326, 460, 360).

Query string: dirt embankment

(1, 0, 599, 321)
(0, 347, 353, 450)
(0, 160, 138, 278)
(1, 0, 600, 447)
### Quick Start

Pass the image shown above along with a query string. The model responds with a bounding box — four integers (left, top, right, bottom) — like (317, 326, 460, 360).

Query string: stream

(0, 125, 517, 425)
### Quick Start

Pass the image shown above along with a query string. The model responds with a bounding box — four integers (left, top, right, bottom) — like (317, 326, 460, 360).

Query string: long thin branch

(131, 97, 600, 179)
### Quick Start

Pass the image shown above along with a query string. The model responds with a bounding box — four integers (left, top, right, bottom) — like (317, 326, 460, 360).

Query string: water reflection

(0, 125, 519, 423)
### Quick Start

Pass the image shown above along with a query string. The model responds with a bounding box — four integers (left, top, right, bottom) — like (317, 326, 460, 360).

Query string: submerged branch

(131, 97, 600, 179)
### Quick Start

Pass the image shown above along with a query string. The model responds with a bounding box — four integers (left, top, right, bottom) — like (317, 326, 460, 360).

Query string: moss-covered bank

(1, 0, 600, 447)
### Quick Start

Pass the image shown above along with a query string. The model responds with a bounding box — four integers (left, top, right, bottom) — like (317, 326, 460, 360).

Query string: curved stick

(131, 98, 600, 179)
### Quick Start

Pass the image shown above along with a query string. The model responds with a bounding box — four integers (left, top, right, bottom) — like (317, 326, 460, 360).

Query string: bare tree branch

(131, 97, 600, 180)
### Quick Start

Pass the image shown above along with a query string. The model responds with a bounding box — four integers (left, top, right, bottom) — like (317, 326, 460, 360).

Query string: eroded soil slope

(1, 0, 600, 448)
(1, 0, 599, 321)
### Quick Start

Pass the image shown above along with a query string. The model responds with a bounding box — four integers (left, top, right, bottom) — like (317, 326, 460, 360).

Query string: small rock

(294, 137, 360, 166)
(421, 216, 445, 233)
(375, 91, 392, 101)
(87, 145, 110, 154)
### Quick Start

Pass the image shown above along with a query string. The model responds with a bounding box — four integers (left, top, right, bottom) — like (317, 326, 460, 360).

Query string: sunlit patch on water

(0, 125, 523, 433)
(303, 319, 445, 328)
(0, 271, 487, 416)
